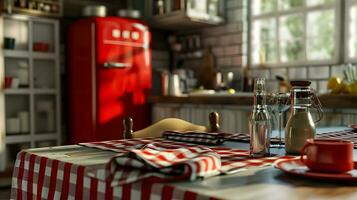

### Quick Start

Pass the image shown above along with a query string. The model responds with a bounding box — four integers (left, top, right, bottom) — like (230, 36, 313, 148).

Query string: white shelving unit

(0, 14, 61, 172)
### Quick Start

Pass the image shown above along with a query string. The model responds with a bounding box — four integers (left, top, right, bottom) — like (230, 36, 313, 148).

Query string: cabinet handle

(103, 62, 131, 68)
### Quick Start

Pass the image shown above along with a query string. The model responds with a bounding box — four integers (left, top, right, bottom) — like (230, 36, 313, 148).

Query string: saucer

(274, 159, 357, 181)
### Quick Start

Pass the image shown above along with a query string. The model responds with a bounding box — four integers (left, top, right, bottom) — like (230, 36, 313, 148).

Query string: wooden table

(12, 140, 357, 200)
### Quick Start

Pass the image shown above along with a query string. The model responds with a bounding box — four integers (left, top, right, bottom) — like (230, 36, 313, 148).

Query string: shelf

(34, 133, 58, 141)
(4, 89, 57, 95)
(4, 50, 29, 58)
(6, 133, 57, 144)
(6, 135, 31, 144)
(32, 52, 56, 59)
(33, 0, 61, 5)
(34, 89, 57, 94)
(4, 50, 56, 59)
(4, 89, 30, 95)
(149, 11, 225, 30)
(10, 7, 61, 18)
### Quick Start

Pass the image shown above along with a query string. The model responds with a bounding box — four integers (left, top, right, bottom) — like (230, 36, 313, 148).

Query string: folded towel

(98, 143, 221, 186)
(162, 130, 227, 145)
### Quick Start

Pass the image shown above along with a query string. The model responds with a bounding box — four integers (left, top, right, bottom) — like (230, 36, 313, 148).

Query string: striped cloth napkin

(95, 143, 221, 186)
(162, 130, 227, 145)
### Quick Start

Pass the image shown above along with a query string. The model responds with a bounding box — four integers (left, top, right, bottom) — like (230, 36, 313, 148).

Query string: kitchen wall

(149, 0, 356, 127)
(184, 0, 248, 69)
(248, 64, 345, 94)
(150, 0, 345, 95)
(148, 0, 249, 91)
(171, 0, 249, 89)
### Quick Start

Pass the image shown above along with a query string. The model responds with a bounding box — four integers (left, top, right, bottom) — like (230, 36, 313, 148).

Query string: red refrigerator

(68, 17, 152, 144)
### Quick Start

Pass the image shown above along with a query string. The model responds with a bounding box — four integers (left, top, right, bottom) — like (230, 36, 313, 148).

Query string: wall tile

(288, 67, 307, 80)
(224, 45, 241, 56)
(308, 66, 330, 79)
(212, 47, 225, 56)
(203, 37, 217, 47)
(270, 68, 287, 79)
(225, 23, 242, 33)
(219, 34, 243, 46)
(202, 26, 227, 37)
(310, 80, 318, 91)
(217, 57, 232, 67)
(331, 65, 344, 78)
(249, 69, 270, 79)
(318, 80, 328, 93)
(219, 35, 232, 46)
(227, 9, 244, 23)
(232, 56, 243, 66)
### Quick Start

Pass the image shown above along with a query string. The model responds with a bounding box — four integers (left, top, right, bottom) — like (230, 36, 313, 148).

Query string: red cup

(33, 42, 49, 52)
(4, 76, 12, 88)
(300, 139, 354, 173)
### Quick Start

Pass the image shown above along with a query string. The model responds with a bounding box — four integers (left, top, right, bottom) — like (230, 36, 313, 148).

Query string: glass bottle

(285, 81, 323, 154)
(249, 78, 272, 157)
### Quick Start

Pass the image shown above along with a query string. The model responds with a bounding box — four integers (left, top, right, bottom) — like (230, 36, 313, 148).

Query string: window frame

(249, 0, 341, 68)
(345, 0, 357, 62)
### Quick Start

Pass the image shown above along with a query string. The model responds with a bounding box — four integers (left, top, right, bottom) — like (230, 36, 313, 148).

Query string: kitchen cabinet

(152, 103, 250, 133)
(144, 0, 225, 30)
(0, 14, 61, 174)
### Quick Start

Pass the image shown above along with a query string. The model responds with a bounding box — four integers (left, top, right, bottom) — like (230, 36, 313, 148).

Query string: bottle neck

(254, 91, 267, 110)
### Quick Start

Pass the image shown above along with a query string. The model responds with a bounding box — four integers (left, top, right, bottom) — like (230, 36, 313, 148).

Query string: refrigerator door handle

(103, 62, 132, 68)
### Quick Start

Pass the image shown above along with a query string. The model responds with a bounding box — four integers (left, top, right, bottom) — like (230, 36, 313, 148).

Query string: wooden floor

(0, 187, 11, 200)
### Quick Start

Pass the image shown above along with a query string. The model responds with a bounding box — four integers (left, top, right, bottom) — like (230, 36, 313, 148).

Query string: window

(346, 0, 357, 61)
(250, 0, 339, 67)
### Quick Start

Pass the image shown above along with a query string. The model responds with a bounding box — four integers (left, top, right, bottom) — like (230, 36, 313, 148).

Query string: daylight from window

(251, 0, 337, 66)
(349, 5, 357, 59)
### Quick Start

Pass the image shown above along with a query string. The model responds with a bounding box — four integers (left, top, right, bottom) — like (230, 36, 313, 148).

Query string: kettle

(169, 73, 182, 96)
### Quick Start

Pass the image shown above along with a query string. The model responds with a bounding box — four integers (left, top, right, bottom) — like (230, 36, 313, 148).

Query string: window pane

(280, 15, 304, 40)
(280, 15, 304, 62)
(279, 0, 303, 10)
(349, 5, 357, 58)
(280, 40, 304, 62)
(307, 10, 335, 60)
(253, 0, 277, 15)
(252, 19, 278, 64)
(306, 0, 335, 7)
(262, 42, 278, 63)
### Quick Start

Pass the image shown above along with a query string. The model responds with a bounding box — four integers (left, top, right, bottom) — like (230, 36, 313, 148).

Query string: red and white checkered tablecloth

(11, 147, 224, 200)
(226, 130, 357, 148)
(11, 138, 294, 200)
(81, 138, 294, 184)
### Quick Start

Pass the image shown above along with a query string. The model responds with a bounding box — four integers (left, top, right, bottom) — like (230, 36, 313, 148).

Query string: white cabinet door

(152, 104, 182, 122)
(221, 107, 237, 132)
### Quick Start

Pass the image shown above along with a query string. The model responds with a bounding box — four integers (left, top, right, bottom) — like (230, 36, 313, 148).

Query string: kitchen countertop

(148, 93, 357, 108)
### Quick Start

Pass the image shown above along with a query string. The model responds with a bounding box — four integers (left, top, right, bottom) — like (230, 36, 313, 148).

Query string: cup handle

(300, 143, 312, 164)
